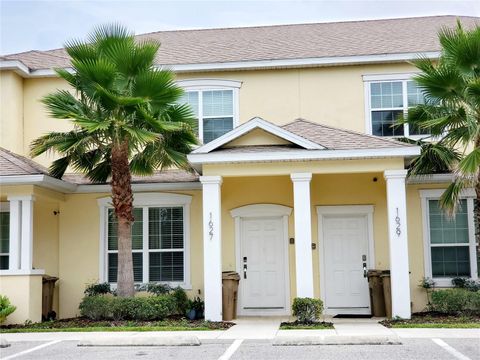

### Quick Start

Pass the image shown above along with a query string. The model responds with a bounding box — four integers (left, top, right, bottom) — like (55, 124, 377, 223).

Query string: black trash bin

(367, 270, 386, 317)
(42, 275, 58, 321)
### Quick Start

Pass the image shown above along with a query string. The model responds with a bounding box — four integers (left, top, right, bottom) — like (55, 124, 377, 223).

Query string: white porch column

(291, 173, 314, 298)
(200, 176, 223, 321)
(384, 170, 411, 319)
(20, 196, 35, 271)
(6, 198, 21, 270)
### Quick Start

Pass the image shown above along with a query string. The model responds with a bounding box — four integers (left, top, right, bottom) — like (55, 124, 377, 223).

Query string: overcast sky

(1, 0, 479, 55)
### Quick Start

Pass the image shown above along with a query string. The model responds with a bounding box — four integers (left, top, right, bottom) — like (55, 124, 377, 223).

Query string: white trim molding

(176, 79, 242, 89)
(97, 192, 192, 289)
(316, 205, 375, 315)
(230, 204, 292, 218)
(231, 203, 292, 316)
(192, 117, 324, 154)
(2, 52, 440, 78)
(419, 188, 477, 287)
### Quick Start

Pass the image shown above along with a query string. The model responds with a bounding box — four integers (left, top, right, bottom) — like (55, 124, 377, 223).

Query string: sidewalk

(1, 317, 479, 342)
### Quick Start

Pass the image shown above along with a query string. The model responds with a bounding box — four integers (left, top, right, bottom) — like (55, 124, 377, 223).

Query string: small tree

(405, 22, 480, 264)
(31, 24, 197, 297)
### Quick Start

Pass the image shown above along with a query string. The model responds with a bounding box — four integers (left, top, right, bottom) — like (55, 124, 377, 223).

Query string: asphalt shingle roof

(0, 147, 48, 176)
(2, 16, 478, 71)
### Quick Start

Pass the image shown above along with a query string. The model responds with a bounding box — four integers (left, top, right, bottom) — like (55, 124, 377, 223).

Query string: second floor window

(180, 89, 235, 144)
(367, 79, 429, 138)
(177, 79, 241, 144)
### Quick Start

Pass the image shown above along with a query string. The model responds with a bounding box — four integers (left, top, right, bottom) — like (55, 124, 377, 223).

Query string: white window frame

(363, 73, 430, 139)
(420, 188, 478, 287)
(176, 79, 242, 144)
(98, 193, 192, 289)
(0, 202, 9, 270)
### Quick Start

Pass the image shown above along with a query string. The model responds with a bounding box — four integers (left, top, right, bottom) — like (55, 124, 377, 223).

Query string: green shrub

(172, 287, 189, 315)
(79, 295, 112, 320)
(84, 282, 113, 297)
(451, 277, 480, 292)
(0, 295, 16, 324)
(79, 294, 177, 321)
(431, 289, 480, 314)
(292, 297, 323, 323)
(136, 283, 171, 296)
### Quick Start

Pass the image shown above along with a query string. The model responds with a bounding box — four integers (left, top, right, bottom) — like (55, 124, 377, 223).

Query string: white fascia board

(192, 117, 324, 154)
(0, 174, 201, 194)
(188, 146, 421, 164)
(362, 72, 421, 81)
(407, 173, 454, 184)
(76, 182, 201, 193)
(0, 175, 76, 192)
(3, 52, 440, 79)
(0, 60, 30, 76)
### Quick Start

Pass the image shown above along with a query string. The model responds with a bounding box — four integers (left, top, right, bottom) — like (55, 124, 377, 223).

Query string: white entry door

(322, 214, 371, 314)
(240, 217, 287, 313)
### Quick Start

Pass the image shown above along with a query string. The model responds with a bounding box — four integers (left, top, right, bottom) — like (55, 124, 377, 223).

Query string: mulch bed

(0, 316, 235, 331)
(380, 311, 480, 327)
(280, 320, 334, 329)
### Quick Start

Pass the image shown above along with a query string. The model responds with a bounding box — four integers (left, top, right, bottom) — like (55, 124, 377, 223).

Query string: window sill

(432, 277, 476, 288)
(0, 269, 45, 276)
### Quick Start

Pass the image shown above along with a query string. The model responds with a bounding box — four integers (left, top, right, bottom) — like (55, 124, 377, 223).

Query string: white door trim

(231, 204, 292, 316)
(316, 205, 375, 315)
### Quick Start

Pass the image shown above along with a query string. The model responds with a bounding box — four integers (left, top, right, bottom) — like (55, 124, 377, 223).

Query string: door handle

(243, 264, 247, 279)
(363, 262, 367, 278)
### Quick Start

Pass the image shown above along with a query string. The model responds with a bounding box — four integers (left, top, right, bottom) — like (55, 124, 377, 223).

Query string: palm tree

(405, 21, 480, 250)
(30, 24, 197, 297)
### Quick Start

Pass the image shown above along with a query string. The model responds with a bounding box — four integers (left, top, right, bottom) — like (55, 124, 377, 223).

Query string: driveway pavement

(1, 338, 479, 360)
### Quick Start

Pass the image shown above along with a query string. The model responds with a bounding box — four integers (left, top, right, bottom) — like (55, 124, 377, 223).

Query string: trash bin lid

(42, 275, 59, 282)
(367, 269, 382, 277)
(222, 271, 240, 280)
(380, 270, 391, 277)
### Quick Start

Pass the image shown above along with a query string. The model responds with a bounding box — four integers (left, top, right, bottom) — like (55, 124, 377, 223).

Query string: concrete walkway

(1, 317, 479, 342)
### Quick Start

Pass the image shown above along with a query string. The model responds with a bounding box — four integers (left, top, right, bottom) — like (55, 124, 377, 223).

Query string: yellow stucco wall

(0, 71, 24, 154)
(0, 275, 43, 324)
(1, 62, 417, 165)
(57, 190, 204, 318)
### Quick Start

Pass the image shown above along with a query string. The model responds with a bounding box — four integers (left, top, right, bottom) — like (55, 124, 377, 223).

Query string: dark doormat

(333, 314, 372, 318)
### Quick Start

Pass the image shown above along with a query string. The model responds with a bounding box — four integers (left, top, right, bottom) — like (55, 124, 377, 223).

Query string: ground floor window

(0, 203, 9, 270)
(421, 190, 478, 286)
(99, 193, 191, 287)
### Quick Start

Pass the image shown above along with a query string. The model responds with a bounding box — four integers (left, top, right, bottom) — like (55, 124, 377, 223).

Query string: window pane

(203, 90, 233, 117)
(108, 252, 143, 283)
(108, 208, 143, 251)
(149, 252, 184, 282)
(0, 255, 8, 270)
(431, 246, 470, 277)
(203, 117, 234, 143)
(178, 91, 199, 135)
(149, 207, 184, 250)
(429, 199, 469, 244)
(0, 212, 9, 254)
(371, 82, 403, 109)
(407, 81, 425, 106)
(371, 111, 404, 136)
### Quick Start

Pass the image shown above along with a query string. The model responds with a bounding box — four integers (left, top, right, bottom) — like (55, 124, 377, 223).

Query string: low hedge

(292, 297, 324, 323)
(431, 289, 480, 315)
(79, 295, 177, 321)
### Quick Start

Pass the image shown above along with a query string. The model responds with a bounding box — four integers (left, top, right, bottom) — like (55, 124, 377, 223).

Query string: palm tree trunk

(111, 140, 135, 297)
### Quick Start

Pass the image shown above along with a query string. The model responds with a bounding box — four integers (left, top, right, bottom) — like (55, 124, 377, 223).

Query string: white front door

(322, 214, 371, 314)
(240, 217, 287, 314)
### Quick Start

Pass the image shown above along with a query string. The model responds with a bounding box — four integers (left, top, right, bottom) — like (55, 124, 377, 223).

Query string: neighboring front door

(322, 214, 371, 314)
(240, 216, 287, 314)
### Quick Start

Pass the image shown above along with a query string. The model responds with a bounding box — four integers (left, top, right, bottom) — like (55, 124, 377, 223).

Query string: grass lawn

(0, 317, 234, 333)
(280, 321, 334, 330)
(381, 312, 480, 329)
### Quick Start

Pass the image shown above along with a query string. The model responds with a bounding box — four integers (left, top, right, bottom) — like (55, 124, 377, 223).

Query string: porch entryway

(317, 206, 375, 315)
(231, 204, 291, 316)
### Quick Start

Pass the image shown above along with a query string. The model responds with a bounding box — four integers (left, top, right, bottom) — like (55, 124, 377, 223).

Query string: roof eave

(1, 51, 440, 78)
